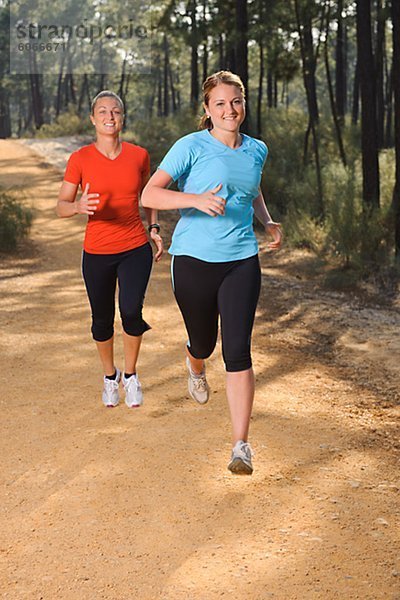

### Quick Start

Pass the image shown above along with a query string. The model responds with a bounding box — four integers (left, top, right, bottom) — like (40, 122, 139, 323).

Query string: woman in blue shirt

(142, 71, 282, 474)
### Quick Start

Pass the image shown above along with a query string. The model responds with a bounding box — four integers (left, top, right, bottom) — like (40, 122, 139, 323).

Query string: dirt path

(0, 139, 399, 600)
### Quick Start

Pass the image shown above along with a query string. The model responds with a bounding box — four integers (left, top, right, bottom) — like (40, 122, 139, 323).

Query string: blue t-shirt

(158, 129, 268, 262)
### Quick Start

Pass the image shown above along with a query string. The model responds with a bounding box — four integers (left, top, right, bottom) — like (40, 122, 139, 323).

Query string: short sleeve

(260, 141, 268, 168)
(158, 136, 194, 182)
(64, 151, 82, 186)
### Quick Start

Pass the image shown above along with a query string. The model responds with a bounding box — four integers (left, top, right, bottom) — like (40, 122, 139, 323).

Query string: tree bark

(391, 0, 400, 256)
(163, 34, 169, 117)
(235, 0, 248, 92)
(0, 90, 11, 138)
(352, 59, 360, 124)
(356, 0, 380, 209)
(384, 60, 394, 148)
(267, 69, 273, 108)
(294, 0, 323, 216)
(189, 0, 199, 108)
(325, 21, 347, 167)
(295, 1, 319, 124)
(28, 51, 44, 130)
(376, 0, 386, 148)
(78, 74, 91, 116)
(236, 0, 249, 131)
(335, 0, 346, 122)
(257, 40, 264, 138)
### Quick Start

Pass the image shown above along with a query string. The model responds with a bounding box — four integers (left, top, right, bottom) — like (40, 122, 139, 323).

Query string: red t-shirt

(64, 142, 150, 254)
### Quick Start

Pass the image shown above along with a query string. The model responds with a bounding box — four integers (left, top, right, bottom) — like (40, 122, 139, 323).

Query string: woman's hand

(194, 183, 226, 217)
(150, 229, 164, 262)
(75, 183, 100, 216)
(265, 222, 283, 250)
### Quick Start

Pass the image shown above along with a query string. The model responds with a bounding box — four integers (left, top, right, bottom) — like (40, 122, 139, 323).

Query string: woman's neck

(209, 128, 242, 149)
(94, 135, 122, 159)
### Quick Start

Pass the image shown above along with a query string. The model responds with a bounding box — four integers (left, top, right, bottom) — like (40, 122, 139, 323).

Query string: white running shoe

(123, 373, 143, 408)
(228, 440, 254, 475)
(102, 368, 121, 407)
(186, 357, 210, 405)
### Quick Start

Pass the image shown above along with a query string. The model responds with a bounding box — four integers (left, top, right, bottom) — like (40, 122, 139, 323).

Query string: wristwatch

(148, 223, 161, 233)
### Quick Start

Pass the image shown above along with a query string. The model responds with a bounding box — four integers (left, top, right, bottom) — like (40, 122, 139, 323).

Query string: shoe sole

(228, 457, 253, 475)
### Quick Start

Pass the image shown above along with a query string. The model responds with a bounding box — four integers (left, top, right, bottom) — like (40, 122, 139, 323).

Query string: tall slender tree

(189, 0, 199, 108)
(335, 0, 346, 122)
(356, 0, 380, 209)
(391, 0, 400, 256)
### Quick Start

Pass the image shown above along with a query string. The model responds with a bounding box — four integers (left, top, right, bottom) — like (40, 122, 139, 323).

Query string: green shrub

(323, 161, 362, 266)
(36, 109, 92, 138)
(283, 205, 327, 252)
(0, 191, 33, 251)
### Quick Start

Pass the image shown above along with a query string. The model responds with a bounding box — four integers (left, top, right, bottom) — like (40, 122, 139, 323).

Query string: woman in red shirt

(57, 90, 163, 408)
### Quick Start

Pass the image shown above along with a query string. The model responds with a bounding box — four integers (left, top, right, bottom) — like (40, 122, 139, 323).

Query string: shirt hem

(168, 248, 258, 263)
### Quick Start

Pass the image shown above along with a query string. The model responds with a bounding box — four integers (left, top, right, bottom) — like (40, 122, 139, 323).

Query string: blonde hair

(91, 90, 124, 115)
(198, 71, 246, 130)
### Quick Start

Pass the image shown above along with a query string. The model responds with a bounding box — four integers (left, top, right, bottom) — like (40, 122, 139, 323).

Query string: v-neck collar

(92, 141, 124, 161)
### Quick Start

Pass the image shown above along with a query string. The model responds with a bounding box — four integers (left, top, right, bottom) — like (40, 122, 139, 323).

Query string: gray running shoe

(228, 440, 253, 475)
(102, 368, 121, 407)
(123, 373, 143, 408)
(186, 357, 210, 405)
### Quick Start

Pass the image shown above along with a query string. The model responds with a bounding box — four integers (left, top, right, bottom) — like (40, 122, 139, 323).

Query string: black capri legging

(172, 254, 261, 372)
(82, 242, 153, 342)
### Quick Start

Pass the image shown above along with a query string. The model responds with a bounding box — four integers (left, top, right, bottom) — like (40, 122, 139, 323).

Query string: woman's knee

(121, 308, 151, 336)
(187, 337, 217, 360)
(222, 341, 252, 372)
(92, 318, 114, 342)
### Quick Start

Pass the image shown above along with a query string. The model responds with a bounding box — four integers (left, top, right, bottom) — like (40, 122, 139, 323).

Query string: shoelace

(192, 374, 207, 391)
(104, 378, 119, 391)
(237, 442, 253, 459)
(125, 376, 141, 390)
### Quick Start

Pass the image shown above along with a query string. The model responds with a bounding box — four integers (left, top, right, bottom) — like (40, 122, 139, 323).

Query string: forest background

(1, 0, 400, 290)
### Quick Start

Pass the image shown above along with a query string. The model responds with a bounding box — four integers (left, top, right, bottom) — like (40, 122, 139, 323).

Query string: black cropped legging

(82, 242, 152, 342)
(171, 254, 261, 372)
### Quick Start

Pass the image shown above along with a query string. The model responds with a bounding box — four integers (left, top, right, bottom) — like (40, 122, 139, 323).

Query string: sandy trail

(0, 139, 399, 600)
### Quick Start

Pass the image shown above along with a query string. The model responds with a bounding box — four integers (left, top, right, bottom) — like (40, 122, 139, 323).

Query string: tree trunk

(235, 0, 248, 92)
(267, 69, 273, 108)
(352, 59, 360, 124)
(55, 52, 66, 117)
(163, 34, 169, 117)
(385, 60, 394, 148)
(335, 0, 346, 122)
(257, 40, 264, 138)
(202, 41, 208, 83)
(356, 0, 380, 209)
(0, 90, 11, 138)
(391, 0, 400, 256)
(325, 24, 347, 167)
(78, 74, 91, 116)
(218, 33, 224, 70)
(202, 0, 208, 81)
(294, 0, 323, 215)
(157, 67, 162, 117)
(190, 0, 199, 109)
(295, 2, 319, 124)
(375, 0, 386, 148)
(28, 51, 44, 130)
(168, 64, 177, 112)
(235, 0, 249, 131)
